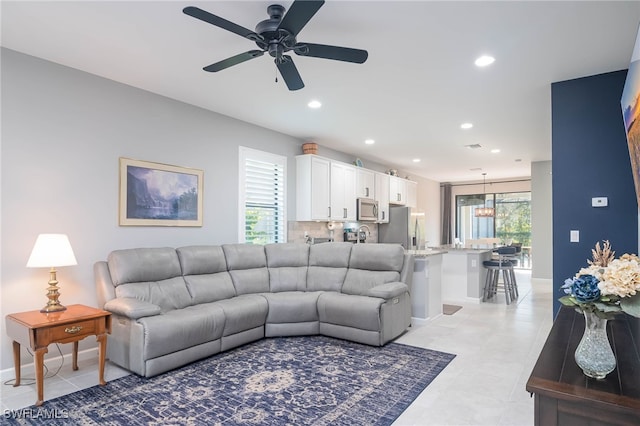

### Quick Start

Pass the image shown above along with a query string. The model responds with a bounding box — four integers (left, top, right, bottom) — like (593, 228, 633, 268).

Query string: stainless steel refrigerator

(378, 206, 426, 249)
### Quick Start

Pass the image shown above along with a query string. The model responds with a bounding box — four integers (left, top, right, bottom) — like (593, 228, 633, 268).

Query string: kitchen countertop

(405, 249, 448, 257)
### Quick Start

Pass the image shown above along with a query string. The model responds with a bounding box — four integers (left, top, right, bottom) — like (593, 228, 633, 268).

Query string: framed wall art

(119, 158, 203, 227)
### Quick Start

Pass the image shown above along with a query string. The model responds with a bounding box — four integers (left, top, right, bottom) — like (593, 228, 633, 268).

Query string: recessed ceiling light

(364, 139, 375, 145)
(412, 158, 421, 163)
(308, 100, 322, 109)
(491, 149, 501, 153)
(461, 123, 473, 129)
(475, 55, 495, 67)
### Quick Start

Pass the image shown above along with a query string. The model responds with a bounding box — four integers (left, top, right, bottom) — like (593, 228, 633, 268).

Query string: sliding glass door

(456, 191, 532, 268)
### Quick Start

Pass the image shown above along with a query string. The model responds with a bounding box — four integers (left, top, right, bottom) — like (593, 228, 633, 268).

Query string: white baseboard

(0, 347, 99, 381)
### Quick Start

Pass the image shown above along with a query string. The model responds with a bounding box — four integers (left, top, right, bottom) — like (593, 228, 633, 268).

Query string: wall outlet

(570, 230, 580, 243)
(592, 197, 608, 207)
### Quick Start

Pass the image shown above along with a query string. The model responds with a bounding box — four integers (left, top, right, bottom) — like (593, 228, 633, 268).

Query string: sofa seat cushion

(317, 292, 384, 331)
(137, 304, 226, 360)
(262, 291, 322, 324)
(215, 295, 268, 336)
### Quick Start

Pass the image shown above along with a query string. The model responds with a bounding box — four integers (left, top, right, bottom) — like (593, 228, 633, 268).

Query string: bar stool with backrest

(482, 246, 518, 304)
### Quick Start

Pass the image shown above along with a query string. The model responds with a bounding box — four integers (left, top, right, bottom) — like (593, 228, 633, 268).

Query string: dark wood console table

(526, 306, 640, 425)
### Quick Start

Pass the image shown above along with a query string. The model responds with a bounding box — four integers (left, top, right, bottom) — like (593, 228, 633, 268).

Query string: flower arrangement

(560, 240, 640, 319)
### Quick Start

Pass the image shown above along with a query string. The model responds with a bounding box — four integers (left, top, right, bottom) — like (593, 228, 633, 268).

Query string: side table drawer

(36, 318, 103, 346)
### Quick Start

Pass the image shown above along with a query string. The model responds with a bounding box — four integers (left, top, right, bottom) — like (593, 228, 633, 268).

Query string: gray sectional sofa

(94, 242, 414, 377)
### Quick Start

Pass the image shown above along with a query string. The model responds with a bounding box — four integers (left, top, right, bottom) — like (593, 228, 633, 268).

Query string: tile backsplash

(288, 221, 378, 244)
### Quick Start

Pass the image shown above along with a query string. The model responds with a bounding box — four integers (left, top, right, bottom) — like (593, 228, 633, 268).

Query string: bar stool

(482, 246, 518, 304)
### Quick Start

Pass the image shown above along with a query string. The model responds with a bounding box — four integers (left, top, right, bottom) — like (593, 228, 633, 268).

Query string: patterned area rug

(9, 336, 455, 425)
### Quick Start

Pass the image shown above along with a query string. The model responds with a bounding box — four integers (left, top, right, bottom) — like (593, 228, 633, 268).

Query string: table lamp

(26, 234, 78, 313)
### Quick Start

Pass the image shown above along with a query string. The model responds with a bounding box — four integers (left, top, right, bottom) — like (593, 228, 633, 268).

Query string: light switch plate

(592, 197, 608, 207)
(570, 230, 580, 243)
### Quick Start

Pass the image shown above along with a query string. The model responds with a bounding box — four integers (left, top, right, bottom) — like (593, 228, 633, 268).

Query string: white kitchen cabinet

(389, 176, 418, 207)
(356, 168, 375, 199)
(375, 172, 390, 223)
(406, 180, 418, 208)
(296, 155, 330, 221)
(389, 175, 407, 205)
(330, 162, 357, 221)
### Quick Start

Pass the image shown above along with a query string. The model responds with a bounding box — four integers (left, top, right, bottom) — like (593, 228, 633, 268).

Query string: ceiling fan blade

(295, 43, 368, 64)
(277, 0, 324, 37)
(276, 56, 304, 91)
(183, 6, 262, 42)
(203, 50, 265, 72)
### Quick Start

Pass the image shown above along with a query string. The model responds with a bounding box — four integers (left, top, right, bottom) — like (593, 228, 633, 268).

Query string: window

(455, 191, 532, 268)
(238, 147, 287, 244)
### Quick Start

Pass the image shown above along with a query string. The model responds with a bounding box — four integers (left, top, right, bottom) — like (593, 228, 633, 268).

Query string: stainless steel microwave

(357, 198, 378, 222)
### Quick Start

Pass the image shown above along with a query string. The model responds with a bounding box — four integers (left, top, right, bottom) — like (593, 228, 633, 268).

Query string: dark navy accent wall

(552, 70, 638, 317)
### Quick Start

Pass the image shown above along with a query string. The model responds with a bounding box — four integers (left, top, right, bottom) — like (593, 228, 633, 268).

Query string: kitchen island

(406, 249, 446, 323)
(440, 248, 493, 304)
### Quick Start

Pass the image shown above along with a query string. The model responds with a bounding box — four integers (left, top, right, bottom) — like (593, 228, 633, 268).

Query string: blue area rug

(8, 336, 455, 425)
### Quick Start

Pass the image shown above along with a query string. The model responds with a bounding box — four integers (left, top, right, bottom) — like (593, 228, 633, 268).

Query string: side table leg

(72, 341, 79, 371)
(96, 333, 107, 385)
(34, 347, 48, 406)
(12, 341, 21, 387)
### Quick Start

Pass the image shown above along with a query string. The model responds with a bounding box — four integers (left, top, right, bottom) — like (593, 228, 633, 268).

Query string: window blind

(239, 148, 286, 244)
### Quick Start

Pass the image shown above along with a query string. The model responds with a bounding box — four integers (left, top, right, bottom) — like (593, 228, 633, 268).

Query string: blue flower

(567, 274, 601, 303)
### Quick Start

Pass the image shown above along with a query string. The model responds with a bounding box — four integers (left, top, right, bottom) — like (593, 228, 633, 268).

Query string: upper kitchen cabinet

(330, 162, 357, 221)
(296, 155, 331, 221)
(389, 175, 407, 205)
(356, 168, 375, 199)
(375, 172, 390, 223)
(389, 175, 418, 207)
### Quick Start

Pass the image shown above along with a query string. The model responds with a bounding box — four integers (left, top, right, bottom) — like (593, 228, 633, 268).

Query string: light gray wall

(531, 160, 552, 279)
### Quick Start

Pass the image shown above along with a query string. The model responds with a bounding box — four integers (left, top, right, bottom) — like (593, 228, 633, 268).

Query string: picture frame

(119, 157, 203, 227)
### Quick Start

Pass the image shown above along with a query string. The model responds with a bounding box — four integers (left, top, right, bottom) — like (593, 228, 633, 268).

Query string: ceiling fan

(183, 1, 368, 91)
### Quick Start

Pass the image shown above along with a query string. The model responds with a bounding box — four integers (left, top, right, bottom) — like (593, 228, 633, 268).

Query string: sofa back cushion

(265, 243, 309, 292)
(222, 244, 269, 295)
(177, 246, 236, 304)
(107, 248, 191, 312)
(307, 242, 353, 291)
(342, 244, 404, 296)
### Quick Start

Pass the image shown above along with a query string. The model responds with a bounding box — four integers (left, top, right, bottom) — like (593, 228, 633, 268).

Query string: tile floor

(1, 270, 553, 425)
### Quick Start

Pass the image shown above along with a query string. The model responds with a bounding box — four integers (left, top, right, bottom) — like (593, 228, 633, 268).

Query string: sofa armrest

(103, 298, 161, 319)
(365, 282, 408, 300)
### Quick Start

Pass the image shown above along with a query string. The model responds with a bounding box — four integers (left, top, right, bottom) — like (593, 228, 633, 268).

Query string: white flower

(576, 264, 603, 280)
(598, 257, 640, 298)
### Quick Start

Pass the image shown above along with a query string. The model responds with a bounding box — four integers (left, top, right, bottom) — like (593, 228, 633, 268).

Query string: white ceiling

(2, 1, 640, 182)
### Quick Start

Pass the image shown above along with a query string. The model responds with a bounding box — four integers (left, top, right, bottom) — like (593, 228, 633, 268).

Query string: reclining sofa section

(94, 242, 414, 377)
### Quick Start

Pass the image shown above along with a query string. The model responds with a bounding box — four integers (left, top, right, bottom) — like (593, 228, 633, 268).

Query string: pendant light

(475, 173, 495, 217)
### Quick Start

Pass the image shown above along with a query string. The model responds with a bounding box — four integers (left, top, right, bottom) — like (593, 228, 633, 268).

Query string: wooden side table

(526, 306, 640, 425)
(5, 304, 112, 406)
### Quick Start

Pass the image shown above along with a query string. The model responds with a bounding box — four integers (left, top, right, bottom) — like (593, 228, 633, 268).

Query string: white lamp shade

(26, 234, 78, 268)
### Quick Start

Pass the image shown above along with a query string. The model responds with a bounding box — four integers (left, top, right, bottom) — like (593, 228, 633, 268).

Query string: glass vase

(574, 310, 616, 379)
